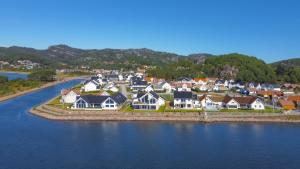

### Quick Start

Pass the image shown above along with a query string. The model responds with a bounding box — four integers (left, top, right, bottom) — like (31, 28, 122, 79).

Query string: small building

(82, 80, 100, 92)
(199, 95, 224, 110)
(61, 89, 80, 104)
(132, 91, 165, 110)
(287, 96, 300, 108)
(278, 100, 296, 110)
(153, 81, 172, 93)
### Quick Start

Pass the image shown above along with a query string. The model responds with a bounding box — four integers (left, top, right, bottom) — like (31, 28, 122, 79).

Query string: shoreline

(0, 70, 30, 74)
(30, 104, 300, 123)
(0, 77, 79, 102)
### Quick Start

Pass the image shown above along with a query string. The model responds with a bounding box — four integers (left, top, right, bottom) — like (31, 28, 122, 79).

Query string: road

(120, 84, 128, 98)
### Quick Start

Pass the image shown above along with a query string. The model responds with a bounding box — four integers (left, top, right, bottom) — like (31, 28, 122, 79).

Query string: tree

(28, 69, 56, 82)
(0, 76, 8, 84)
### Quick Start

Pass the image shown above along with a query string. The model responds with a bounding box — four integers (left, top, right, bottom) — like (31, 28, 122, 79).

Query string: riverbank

(0, 77, 79, 102)
(30, 103, 300, 123)
(0, 70, 30, 74)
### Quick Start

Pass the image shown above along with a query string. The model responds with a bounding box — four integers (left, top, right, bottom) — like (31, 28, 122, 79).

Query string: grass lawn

(158, 93, 173, 101)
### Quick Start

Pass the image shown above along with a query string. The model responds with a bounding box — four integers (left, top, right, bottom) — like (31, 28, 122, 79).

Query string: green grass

(158, 93, 173, 101)
(47, 96, 72, 109)
(219, 107, 282, 113)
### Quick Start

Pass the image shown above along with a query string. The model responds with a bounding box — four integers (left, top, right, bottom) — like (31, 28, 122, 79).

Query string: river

(1, 74, 300, 169)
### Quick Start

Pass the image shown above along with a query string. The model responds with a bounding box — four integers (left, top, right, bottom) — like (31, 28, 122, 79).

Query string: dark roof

(137, 91, 160, 99)
(79, 93, 127, 105)
(177, 77, 192, 81)
(80, 95, 108, 104)
(131, 76, 143, 81)
(150, 91, 159, 99)
(174, 91, 193, 99)
(106, 74, 119, 79)
(132, 80, 147, 86)
(112, 93, 127, 104)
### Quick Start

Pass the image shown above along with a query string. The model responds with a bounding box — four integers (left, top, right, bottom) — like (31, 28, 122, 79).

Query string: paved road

(120, 84, 128, 97)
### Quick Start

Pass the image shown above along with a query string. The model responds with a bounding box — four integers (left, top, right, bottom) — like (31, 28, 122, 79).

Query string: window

(77, 100, 86, 108)
(150, 98, 156, 104)
(150, 106, 156, 109)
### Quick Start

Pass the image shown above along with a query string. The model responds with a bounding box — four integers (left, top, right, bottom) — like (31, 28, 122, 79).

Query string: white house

(223, 95, 265, 110)
(153, 81, 172, 93)
(61, 89, 80, 104)
(173, 91, 200, 109)
(82, 80, 100, 92)
(132, 91, 165, 110)
(199, 95, 223, 110)
(73, 93, 127, 110)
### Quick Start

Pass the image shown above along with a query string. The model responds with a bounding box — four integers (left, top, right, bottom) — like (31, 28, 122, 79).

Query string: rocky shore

(30, 104, 300, 123)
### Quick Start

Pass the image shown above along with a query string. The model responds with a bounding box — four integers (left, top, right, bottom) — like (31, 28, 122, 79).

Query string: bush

(29, 69, 56, 82)
(0, 76, 8, 84)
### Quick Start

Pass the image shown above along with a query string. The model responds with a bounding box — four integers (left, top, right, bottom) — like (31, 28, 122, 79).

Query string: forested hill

(147, 53, 278, 83)
(272, 58, 300, 68)
(0, 45, 211, 69)
(271, 58, 300, 83)
(0, 44, 299, 83)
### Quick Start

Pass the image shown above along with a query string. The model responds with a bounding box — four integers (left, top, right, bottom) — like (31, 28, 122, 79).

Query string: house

(256, 90, 283, 99)
(193, 78, 208, 85)
(105, 74, 119, 82)
(61, 89, 80, 104)
(278, 100, 296, 110)
(213, 85, 228, 92)
(223, 95, 265, 110)
(199, 95, 224, 110)
(145, 76, 154, 84)
(145, 85, 154, 92)
(153, 81, 172, 93)
(173, 91, 200, 109)
(132, 91, 165, 110)
(287, 96, 300, 108)
(131, 80, 148, 92)
(73, 93, 127, 110)
(171, 82, 192, 92)
(177, 77, 194, 84)
(82, 80, 100, 92)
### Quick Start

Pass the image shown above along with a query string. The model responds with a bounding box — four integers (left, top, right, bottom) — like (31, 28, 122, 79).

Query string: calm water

(1, 78, 300, 169)
(0, 72, 28, 80)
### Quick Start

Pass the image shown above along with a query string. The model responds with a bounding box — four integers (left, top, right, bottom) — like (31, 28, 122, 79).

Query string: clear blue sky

(0, 0, 299, 63)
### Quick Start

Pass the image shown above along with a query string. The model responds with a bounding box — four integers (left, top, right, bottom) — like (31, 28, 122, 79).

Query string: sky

(0, 0, 299, 63)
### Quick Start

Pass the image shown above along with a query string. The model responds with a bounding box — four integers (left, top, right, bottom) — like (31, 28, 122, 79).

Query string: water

(0, 72, 28, 80)
(1, 78, 300, 169)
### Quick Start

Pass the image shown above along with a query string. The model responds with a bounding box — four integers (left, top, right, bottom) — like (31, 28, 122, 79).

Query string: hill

(1, 45, 211, 69)
(271, 58, 300, 83)
(0, 44, 299, 83)
(272, 58, 300, 68)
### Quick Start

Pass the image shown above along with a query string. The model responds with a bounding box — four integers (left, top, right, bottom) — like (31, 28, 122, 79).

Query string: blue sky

(0, 0, 299, 63)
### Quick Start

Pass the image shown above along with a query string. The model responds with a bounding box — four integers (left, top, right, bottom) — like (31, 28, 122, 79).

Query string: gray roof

(137, 91, 159, 99)
(132, 80, 147, 86)
(112, 93, 127, 104)
(174, 91, 193, 99)
(79, 93, 127, 105)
